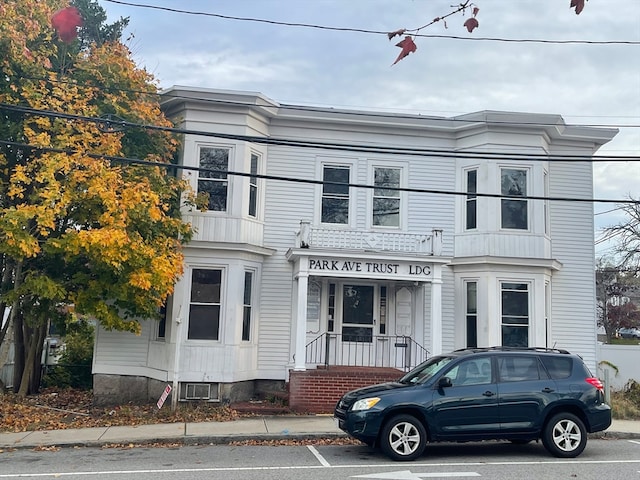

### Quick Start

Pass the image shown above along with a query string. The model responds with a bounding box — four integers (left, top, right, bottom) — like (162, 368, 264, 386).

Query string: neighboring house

(92, 87, 617, 408)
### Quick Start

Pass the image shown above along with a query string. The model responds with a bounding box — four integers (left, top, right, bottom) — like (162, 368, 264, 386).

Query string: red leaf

(387, 29, 406, 40)
(463, 17, 479, 33)
(51, 6, 83, 43)
(570, 0, 586, 15)
(473, 7, 480, 16)
(392, 36, 417, 65)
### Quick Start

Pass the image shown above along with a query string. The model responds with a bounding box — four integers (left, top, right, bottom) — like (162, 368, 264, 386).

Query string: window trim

(464, 280, 478, 348)
(371, 165, 403, 229)
(499, 280, 530, 348)
(187, 267, 225, 342)
(241, 270, 255, 342)
(319, 162, 353, 226)
(196, 144, 233, 213)
(464, 167, 478, 231)
(248, 151, 260, 218)
(499, 166, 530, 231)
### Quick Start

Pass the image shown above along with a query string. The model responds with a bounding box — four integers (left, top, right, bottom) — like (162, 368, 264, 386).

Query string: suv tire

(380, 414, 427, 461)
(542, 413, 587, 458)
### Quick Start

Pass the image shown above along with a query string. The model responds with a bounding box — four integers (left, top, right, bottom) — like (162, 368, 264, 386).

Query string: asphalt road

(1, 439, 639, 479)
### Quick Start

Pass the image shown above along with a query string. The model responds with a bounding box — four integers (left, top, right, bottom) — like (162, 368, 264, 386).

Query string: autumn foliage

(50, 6, 83, 43)
(0, 0, 192, 395)
(389, 1, 586, 65)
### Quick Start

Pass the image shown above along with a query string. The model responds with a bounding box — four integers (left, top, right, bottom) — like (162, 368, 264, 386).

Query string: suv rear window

(498, 355, 544, 382)
(540, 356, 573, 379)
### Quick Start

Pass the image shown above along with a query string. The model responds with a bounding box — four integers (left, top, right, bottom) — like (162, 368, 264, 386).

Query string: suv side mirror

(438, 376, 452, 388)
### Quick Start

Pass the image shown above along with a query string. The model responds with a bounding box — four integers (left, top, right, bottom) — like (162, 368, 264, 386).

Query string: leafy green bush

(42, 320, 94, 390)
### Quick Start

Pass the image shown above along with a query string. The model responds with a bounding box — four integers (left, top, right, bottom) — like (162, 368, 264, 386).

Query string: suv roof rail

(453, 346, 571, 355)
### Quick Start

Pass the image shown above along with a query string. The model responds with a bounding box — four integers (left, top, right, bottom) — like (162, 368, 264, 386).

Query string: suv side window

(498, 355, 547, 382)
(540, 356, 573, 379)
(446, 357, 492, 386)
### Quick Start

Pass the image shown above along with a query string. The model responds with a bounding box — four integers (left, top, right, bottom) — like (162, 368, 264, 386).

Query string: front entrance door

(337, 284, 376, 366)
(342, 284, 374, 342)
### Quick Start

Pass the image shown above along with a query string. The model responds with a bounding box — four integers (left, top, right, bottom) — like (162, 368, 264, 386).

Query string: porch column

(430, 266, 443, 356)
(293, 258, 309, 371)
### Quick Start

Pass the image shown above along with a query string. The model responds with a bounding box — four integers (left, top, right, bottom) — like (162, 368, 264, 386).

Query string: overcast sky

(100, 0, 640, 258)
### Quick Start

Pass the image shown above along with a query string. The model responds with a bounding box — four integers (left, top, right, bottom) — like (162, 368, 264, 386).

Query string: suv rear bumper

(587, 404, 612, 433)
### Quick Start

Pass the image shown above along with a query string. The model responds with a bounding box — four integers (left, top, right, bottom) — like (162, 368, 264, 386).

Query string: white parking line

(307, 445, 331, 467)
(629, 440, 640, 446)
(1, 458, 640, 478)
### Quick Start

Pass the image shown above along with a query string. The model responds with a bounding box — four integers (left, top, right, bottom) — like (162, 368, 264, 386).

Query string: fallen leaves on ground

(0, 388, 359, 450)
(0, 387, 240, 433)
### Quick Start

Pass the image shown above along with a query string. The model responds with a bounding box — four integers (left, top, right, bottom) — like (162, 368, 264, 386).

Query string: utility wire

(1, 139, 638, 205)
(13, 76, 640, 130)
(102, 0, 640, 46)
(0, 103, 636, 162)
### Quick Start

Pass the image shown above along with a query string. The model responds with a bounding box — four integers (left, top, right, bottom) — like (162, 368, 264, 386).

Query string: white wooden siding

(548, 159, 598, 370)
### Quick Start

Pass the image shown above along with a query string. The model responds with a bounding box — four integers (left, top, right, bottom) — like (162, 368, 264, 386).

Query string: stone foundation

(92, 374, 285, 406)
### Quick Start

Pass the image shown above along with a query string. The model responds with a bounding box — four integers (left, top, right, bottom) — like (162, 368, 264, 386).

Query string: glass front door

(342, 284, 374, 342)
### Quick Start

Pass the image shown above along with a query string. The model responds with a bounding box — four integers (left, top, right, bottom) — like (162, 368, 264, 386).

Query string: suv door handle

(542, 387, 555, 393)
(483, 391, 495, 397)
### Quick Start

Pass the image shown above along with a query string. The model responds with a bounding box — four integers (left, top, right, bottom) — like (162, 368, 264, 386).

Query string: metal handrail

(305, 333, 429, 371)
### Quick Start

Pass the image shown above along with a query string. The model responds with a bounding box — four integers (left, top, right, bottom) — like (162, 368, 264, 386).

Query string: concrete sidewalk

(1, 417, 639, 450)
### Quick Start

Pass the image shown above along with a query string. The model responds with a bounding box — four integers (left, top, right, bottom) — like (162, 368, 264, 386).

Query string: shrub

(42, 320, 94, 390)
(611, 379, 640, 419)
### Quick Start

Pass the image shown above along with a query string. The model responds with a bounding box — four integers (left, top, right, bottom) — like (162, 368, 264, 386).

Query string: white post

(170, 304, 182, 411)
(430, 268, 443, 356)
(293, 258, 309, 371)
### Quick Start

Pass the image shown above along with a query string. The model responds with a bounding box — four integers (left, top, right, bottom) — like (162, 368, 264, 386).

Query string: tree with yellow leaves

(0, 0, 192, 395)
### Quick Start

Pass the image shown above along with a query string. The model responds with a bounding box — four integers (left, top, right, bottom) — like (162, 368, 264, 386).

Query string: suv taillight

(585, 377, 604, 391)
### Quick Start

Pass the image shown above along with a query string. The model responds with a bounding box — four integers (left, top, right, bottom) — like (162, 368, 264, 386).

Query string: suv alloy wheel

(542, 412, 587, 458)
(380, 414, 427, 461)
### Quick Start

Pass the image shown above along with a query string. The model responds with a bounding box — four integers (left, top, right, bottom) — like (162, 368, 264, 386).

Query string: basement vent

(179, 382, 220, 402)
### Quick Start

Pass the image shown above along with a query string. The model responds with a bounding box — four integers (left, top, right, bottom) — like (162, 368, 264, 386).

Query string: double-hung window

(373, 167, 400, 227)
(188, 269, 222, 340)
(465, 281, 478, 348)
(248, 153, 259, 217)
(198, 147, 229, 211)
(321, 165, 350, 224)
(465, 169, 477, 230)
(501, 168, 528, 229)
(501, 282, 529, 347)
(242, 271, 253, 341)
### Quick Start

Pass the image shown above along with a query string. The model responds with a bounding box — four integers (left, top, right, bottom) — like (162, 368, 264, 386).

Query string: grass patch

(608, 338, 640, 346)
(611, 380, 640, 419)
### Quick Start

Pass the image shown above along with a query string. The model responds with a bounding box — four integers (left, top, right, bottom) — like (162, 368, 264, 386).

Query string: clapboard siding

(93, 321, 152, 369)
(548, 160, 598, 369)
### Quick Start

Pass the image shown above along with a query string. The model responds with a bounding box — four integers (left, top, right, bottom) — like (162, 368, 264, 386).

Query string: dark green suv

(334, 347, 611, 461)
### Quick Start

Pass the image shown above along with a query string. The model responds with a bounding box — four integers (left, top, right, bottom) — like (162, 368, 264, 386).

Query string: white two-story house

(92, 87, 617, 409)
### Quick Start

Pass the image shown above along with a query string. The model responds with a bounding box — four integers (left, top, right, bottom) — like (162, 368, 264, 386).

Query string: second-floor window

(248, 153, 259, 217)
(465, 169, 477, 230)
(373, 167, 400, 227)
(198, 147, 229, 211)
(321, 165, 350, 224)
(501, 168, 528, 230)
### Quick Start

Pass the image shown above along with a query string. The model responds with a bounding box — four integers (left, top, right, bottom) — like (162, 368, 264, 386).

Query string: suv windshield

(399, 356, 454, 384)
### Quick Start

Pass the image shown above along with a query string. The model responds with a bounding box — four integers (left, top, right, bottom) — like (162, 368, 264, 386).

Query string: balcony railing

(305, 333, 429, 372)
(296, 221, 442, 256)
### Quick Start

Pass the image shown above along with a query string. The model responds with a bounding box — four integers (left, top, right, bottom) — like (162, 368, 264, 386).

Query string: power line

(0, 103, 636, 162)
(13, 76, 640, 131)
(1, 139, 638, 205)
(102, 0, 640, 46)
